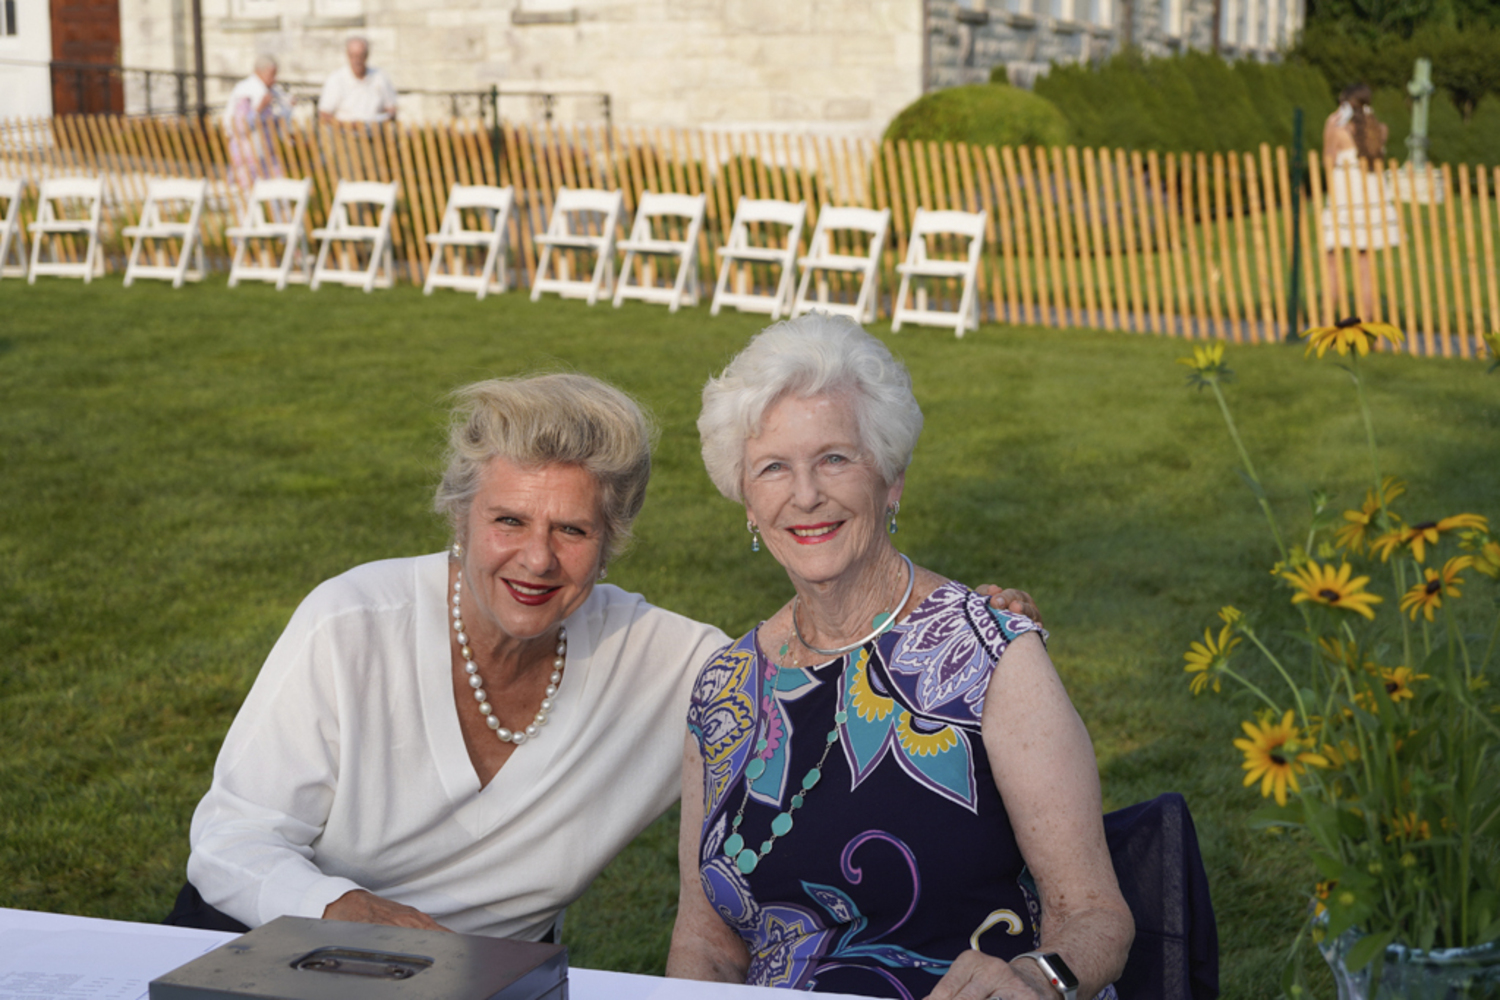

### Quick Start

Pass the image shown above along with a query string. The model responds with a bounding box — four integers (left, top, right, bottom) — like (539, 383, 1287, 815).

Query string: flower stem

(1244, 629, 1310, 724)
(1209, 380, 1288, 560)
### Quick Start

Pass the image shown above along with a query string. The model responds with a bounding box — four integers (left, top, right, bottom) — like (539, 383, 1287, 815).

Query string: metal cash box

(149, 916, 567, 1000)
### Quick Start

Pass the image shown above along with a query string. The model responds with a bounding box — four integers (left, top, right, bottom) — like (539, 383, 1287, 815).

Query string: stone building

(7, 0, 1303, 129)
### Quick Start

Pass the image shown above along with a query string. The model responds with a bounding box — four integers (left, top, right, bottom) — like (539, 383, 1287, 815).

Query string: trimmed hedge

(1292, 22, 1500, 121)
(882, 83, 1072, 149)
(1033, 50, 1332, 154)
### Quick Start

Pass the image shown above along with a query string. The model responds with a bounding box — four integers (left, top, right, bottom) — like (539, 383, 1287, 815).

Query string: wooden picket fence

(2, 114, 1495, 359)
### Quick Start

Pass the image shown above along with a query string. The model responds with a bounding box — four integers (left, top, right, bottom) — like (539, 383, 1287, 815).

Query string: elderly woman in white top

(185, 372, 1037, 941)
(668, 315, 1132, 1000)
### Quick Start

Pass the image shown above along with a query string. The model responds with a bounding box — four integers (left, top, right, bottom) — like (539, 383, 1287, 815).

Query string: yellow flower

(1322, 739, 1361, 768)
(1282, 561, 1384, 620)
(1218, 605, 1243, 626)
(1372, 514, 1490, 564)
(1377, 665, 1430, 703)
(1184, 623, 1242, 695)
(1334, 477, 1406, 555)
(1235, 710, 1329, 806)
(1386, 811, 1432, 843)
(1399, 556, 1473, 621)
(1303, 317, 1405, 358)
(1472, 539, 1500, 579)
(1269, 545, 1311, 578)
(1176, 342, 1232, 388)
(1313, 879, 1336, 917)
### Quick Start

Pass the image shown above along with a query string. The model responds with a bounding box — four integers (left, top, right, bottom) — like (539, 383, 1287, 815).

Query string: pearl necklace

(450, 559, 564, 746)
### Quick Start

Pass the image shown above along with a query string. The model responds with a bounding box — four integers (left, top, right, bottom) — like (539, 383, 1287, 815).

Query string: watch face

(1039, 952, 1080, 990)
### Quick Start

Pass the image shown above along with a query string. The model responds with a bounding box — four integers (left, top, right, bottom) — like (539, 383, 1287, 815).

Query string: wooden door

(50, 0, 122, 114)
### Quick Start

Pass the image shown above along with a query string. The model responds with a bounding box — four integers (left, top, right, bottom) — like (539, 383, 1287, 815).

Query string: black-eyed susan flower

(1184, 622, 1241, 695)
(1378, 666, 1431, 702)
(1235, 710, 1328, 806)
(1334, 477, 1406, 555)
(1399, 556, 1474, 621)
(1311, 316, 1408, 357)
(1386, 811, 1432, 842)
(1470, 538, 1500, 579)
(1371, 513, 1490, 564)
(1176, 342, 1232, 388)
(1282, 561, 1384, 620)
(1303, 316, 1405, 358)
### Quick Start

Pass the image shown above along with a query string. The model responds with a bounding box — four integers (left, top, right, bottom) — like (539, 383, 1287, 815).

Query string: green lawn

(1, 277, 1495, 997)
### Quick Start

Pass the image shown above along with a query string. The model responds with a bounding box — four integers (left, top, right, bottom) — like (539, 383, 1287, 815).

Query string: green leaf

(1344, 928, 1395, 972)
(1249, 802, 1307, 828)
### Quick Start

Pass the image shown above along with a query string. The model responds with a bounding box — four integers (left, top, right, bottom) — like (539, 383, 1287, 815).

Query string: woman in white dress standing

(1321, 83, 1400, 322)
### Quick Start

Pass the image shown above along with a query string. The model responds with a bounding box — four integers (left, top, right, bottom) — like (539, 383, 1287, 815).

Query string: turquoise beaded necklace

(722, 557, 913, 876)
(722, 640, 851, 876)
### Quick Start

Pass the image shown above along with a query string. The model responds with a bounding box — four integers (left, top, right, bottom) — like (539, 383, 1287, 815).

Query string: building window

(1, 0, 16, 37)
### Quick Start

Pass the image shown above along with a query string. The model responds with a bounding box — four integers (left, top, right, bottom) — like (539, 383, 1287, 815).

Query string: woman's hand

(923, 949, 1051, 1000)
(323, 888, 452, 932)
(975, 585, 1043, 627)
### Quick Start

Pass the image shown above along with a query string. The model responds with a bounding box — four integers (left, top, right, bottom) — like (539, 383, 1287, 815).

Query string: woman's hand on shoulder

(323, 888, 452, 932)
(973, 584, 1043, 627)
(923, 949, 1051, 1000)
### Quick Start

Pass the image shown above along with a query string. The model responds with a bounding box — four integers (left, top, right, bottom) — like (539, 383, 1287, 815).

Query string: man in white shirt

(317, 37, 398, 123)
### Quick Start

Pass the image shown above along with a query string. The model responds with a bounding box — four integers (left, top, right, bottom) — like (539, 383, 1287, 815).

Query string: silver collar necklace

(791, 553, 915, 658)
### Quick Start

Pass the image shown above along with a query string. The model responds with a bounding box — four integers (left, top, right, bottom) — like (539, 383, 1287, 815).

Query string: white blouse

(188, 552, 729, 939)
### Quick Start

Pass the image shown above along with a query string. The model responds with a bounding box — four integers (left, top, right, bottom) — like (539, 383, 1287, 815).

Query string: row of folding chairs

(523, 188, 985, 336)
(0, 176, 398, 293)
(1, 175, 986, 336)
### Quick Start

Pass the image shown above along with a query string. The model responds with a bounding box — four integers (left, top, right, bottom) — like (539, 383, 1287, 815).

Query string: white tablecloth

(0, 907, 868, 1000)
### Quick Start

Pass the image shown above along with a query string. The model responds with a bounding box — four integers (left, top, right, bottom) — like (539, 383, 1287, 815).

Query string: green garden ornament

(1406, 57, 1433, 169)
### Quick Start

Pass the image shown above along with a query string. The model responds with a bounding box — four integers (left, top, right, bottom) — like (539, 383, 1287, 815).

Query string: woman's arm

(926, 632, 1133, 1000)
(666, 732, 751, 982)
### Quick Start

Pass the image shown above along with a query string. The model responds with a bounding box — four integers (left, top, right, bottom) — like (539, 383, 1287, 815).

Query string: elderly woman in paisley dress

(667, 315, 1133, 1000)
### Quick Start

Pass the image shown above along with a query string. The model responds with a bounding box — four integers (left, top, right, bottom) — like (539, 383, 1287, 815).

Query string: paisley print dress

(689, 582, 1114, 999)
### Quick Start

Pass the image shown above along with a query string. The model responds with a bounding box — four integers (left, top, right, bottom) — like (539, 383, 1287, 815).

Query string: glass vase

(1320, 928, 1500, 999)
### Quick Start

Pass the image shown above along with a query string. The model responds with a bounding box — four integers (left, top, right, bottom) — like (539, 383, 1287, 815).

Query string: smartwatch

(1015, 951, 1079, 1000)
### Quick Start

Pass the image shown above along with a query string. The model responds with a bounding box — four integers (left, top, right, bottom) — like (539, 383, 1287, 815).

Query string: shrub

(1035, 50, 1333, 155)
(882, 84, 1072, 149)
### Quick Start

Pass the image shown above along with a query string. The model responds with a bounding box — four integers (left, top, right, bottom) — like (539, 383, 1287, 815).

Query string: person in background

(223, 55, 293, 190)
(317, 37, 398, 124)
(1321, 82, 1399, 322)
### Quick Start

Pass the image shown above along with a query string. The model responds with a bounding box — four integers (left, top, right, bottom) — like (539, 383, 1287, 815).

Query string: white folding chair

(531, 187, 624, 306)
(424, 184, 514, 299)
(122, 177, 208, 288)
(0, 177, 26, 280)
(28, 176, 105, 284)
(791, 206, 891, 325)
(311, 180, 399, 293)
(613, 191, 706, 312)
(891, 208, 987, 338)
(711, 197, 806, 320)
(227, 177, 313, 290)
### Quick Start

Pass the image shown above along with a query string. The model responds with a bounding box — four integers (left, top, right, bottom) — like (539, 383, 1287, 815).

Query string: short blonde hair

(433, 374, 656, 565)
(698, 313, 923, 502)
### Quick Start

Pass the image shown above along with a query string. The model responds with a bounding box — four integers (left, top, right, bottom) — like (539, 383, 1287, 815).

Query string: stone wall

(117, 0, 926, 133)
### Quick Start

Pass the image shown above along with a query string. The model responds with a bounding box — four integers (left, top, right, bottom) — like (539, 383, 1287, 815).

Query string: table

(0, 908, 867, 1000)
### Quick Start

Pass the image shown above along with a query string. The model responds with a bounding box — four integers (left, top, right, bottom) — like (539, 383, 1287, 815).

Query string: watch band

(1014, 951, 1079, 1000)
